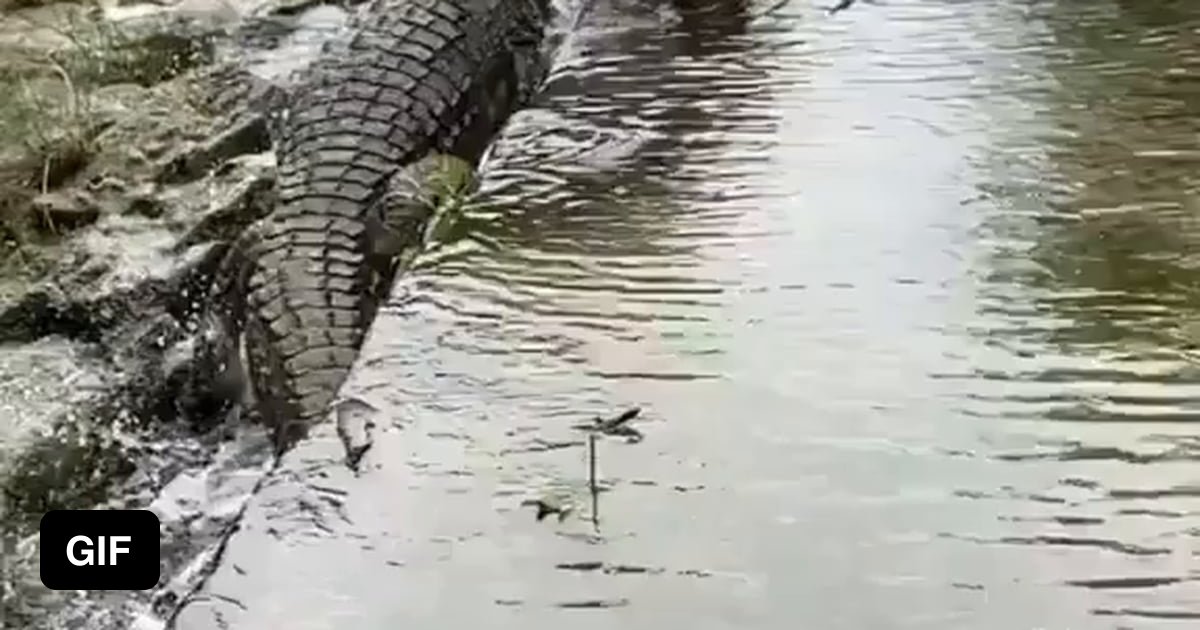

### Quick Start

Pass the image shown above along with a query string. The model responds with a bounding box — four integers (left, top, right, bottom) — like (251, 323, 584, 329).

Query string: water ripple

(141, 0, 1200, 627)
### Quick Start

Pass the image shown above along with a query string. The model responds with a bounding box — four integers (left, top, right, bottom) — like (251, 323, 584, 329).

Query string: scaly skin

(193, 0, 550, 454)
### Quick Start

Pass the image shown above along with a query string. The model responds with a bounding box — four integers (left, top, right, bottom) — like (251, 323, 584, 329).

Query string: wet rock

(263, 0, 336, 17)
(84, 173, 131, 194)
(1, 307, 209, 532)
(0, 234, 226, 345)
(188, 61, 290, 116)
(172, 151, 276, 250)
(0, 57, 282, 344)
(155, 112, 273, 184)
(126, 191, 167, 218)
(0, 276, 109, 345)
(0, 337, 108, 470)
(30, 190, 102, 232)
(2, 409, 140, 526)
(0, 325, 182, 525)
(0, 91, 274, 342)
(85, 82, 214, 182)
(0, 318, 226, 628)
(121, 30, 217, 87)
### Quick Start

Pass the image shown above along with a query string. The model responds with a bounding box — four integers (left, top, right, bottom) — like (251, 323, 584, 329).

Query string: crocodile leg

(363, 170, 428, 300)
(199, 61, 293, 136)
(363, 156, 456, 289)
(183, 226, 260, 428)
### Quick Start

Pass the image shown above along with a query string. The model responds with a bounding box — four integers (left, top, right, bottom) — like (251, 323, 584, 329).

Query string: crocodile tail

(242, 306, 297, 454)
(242, 290, 370, 455)
(240, 200, 377, 454)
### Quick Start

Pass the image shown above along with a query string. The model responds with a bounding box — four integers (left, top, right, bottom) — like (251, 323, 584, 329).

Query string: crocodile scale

(195, 0, 551, 453)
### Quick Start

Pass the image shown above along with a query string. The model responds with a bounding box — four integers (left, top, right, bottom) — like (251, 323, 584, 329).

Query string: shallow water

(168, 0, 1200, 627)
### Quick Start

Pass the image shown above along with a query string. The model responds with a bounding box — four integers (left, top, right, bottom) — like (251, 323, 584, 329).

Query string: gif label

(40, 510, 160, 590)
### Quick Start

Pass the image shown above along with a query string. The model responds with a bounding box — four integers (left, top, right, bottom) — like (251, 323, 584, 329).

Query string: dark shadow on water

(963, 4, 1200, 618)
(669, 0, 755, 55)
(469, 0, 782, 263)
(975, 0, 1200, 382)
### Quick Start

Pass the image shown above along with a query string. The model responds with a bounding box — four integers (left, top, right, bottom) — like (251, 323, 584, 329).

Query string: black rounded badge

(40, 510, 161, 591)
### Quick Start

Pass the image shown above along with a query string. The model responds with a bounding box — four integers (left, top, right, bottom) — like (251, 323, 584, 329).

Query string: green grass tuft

(0, 7, 213, 250)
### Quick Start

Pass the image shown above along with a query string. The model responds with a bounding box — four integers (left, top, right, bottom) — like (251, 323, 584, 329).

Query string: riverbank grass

(0, 7, 210, 248)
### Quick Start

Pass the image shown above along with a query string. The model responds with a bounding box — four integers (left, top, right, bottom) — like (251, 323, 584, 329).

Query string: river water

(168, 0, 1200, 627)
(28, 0, 1200, 627)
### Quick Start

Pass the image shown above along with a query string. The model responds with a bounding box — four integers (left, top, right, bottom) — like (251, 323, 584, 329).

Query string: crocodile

(189, 0, 553, 454)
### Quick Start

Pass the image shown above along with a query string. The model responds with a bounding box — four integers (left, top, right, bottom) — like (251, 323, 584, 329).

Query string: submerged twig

(588, 433, 598, 530)
(825, 0, 856, 15)
(520, 497, 572, 522)
(571, 407, 644, 443)
(523, 408, 647, 526)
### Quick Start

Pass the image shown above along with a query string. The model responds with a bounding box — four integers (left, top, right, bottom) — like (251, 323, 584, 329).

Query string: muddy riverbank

(0, 0, 339, 623)
(2, 0, 572, 625)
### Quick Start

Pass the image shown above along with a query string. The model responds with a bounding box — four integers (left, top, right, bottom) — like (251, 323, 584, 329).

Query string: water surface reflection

(176, 1, 1200, 627)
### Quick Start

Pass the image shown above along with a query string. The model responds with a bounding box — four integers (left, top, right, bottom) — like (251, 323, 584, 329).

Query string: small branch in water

(522, 408, 643, 526)
(825, 0, 856, 14)
(572, 407, 645, 443)
(588, 433, 599, 530)
(522, 498, 571, 522)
